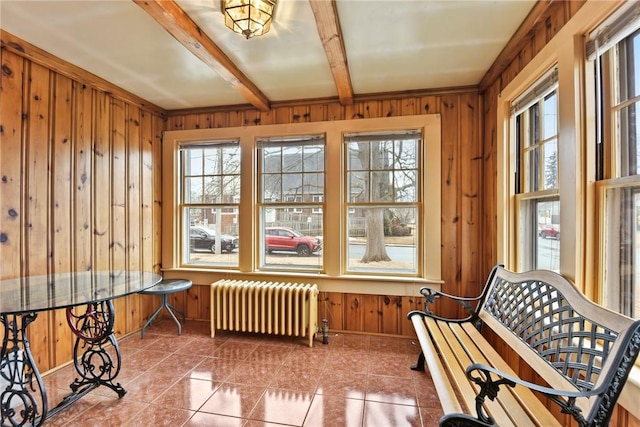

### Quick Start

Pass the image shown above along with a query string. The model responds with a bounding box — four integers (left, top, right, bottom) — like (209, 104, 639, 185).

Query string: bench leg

(411, 351, 426, 371)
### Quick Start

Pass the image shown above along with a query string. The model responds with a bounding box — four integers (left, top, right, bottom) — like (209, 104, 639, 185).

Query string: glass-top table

(0, 270, 162, 426)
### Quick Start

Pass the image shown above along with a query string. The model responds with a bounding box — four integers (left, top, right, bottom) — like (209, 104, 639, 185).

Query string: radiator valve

(321, 318, 329, 344)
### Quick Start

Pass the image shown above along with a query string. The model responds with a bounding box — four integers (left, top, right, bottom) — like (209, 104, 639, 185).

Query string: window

(259, 136, 324, 270)
(163, 115, 441, 293)
(512, 69, 560, 271)
(180, 142, 240, 267)
(344, 131, 420, 274)
(591, 4, 640, 318)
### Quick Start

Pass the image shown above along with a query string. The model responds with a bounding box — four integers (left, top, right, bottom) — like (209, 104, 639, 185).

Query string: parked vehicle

(190, 226, 238, 253)
(539, 223, 560, 239)
(265, 227, 322, 256)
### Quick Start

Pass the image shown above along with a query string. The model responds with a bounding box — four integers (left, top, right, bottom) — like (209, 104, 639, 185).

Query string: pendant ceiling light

(222, 0, 277, 39)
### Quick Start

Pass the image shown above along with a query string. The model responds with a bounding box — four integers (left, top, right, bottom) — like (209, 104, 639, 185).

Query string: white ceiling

(0, 0, 535, 111)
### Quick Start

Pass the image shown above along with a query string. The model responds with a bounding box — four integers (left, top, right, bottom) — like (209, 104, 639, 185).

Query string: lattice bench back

(477, 266, 640, 425)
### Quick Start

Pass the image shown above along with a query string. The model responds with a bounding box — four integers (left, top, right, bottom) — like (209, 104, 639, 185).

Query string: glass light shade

(222, 0, 277, 39)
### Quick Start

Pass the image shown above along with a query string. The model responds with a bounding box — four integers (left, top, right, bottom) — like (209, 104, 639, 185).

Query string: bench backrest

(477, 266, 640, 426)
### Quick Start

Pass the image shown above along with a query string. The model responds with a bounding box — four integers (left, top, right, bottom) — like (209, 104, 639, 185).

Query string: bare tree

(355, 142, 391, 263)
(348, 135, 418, 263)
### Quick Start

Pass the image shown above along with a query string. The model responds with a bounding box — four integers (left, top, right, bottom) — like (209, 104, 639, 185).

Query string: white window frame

(589, 3, 640, 319)
(496, 1, 639, 417)
(511, 70, 561, 272)
(178, 141, 240, 267)
(162, 114, 441, 296)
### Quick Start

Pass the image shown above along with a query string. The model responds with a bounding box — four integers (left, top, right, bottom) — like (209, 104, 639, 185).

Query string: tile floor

(42, 319, 444, 426)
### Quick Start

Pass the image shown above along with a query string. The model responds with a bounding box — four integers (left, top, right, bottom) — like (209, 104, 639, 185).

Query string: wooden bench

(408, 265, 640, 427)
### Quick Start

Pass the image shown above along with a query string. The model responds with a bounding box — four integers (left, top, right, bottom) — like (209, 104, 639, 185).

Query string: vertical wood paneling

(344, 294, 364, 332)
(0, 51, 24, 279)
(50, 74, 74, 366)
(228, 111, 244, 127)
(258, 109, 273, 126)
(52, 74, 73, 273)
(126, 107, 142, 330)
(25, 62, 50, 277)
(111, 99, 127, 335)
(24, 62, 51, 370)
(309, 104, 326, 122)
(186, 287, 201, 320)
(380, 295, 400, 335)
(140, 111, 155, 320)
(401, 98, 418, 116)
(363, 294, 379, 333)
(94, 92, 111, 271)
(400, 295, 422, 337)
(439, 95, 461, 317)
(244, 110, 259, 127)
(459, 93, 482, 300)
(292, 105, 309, 123)
(152, 115, 163, 273)
(482, 82, 500, 271)
(1, 38, 163, 379)
(127, 108, 142, 272)
(213, 111, 229, 128)
(419, 96, 439, 115)
(74, 83, 93, 272)
(318, 292, 344, 331)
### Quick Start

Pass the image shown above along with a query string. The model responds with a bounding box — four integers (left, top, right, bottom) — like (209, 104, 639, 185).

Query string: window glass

(513, 71, 560, 272)
(603, 186, 640, 318)
(180, 143, 240, 267)
(259, 137, 324, 270)
(535, 199, 561, 270)
(597, 26, 640, 318)
(344, 131, 420, 274)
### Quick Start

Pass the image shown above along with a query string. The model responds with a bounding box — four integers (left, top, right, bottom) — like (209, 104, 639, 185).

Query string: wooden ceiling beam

(309, 0, 354, 105)
(133, 0, 270, 111)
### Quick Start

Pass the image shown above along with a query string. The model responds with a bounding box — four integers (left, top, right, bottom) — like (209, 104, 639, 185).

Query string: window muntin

(596, 25, 640, 318)
(259, 137, 324, 270)
(180, 142, 240, 267)
(513, 72, 560, 272)
(344, 131, 420, 274)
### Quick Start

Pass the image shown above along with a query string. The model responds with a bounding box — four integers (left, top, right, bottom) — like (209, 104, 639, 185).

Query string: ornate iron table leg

(0, 312, 48, 427)
(46, 300, 126, 418)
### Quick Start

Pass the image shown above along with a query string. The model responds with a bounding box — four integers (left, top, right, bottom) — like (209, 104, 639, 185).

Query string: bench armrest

(466, 363, 595, 425)
(407, 286, 482, 322)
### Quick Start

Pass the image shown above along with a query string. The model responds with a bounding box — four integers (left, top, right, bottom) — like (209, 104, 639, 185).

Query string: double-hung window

(344, 130, 420, 274)
(258, 135, 325, 270)
(179, 141, 240, 267)
(165, 114, 441, 286)
(511, 68, 560, 272)
(590, 3, 640, 318)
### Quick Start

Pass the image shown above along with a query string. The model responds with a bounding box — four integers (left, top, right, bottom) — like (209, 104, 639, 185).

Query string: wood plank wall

(165, 91, 484, 335)
(2, 3, 637, 423)
(0, 44, 164, 373)
(482, 1, 639, 425)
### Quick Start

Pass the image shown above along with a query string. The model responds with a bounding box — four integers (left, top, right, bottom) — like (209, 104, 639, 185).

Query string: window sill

(162, 267, 442, 297)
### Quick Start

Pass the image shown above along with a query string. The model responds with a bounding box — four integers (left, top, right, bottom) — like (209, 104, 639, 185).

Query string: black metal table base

(1, 300, 125, 427)
(141, 294, 186, 338)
